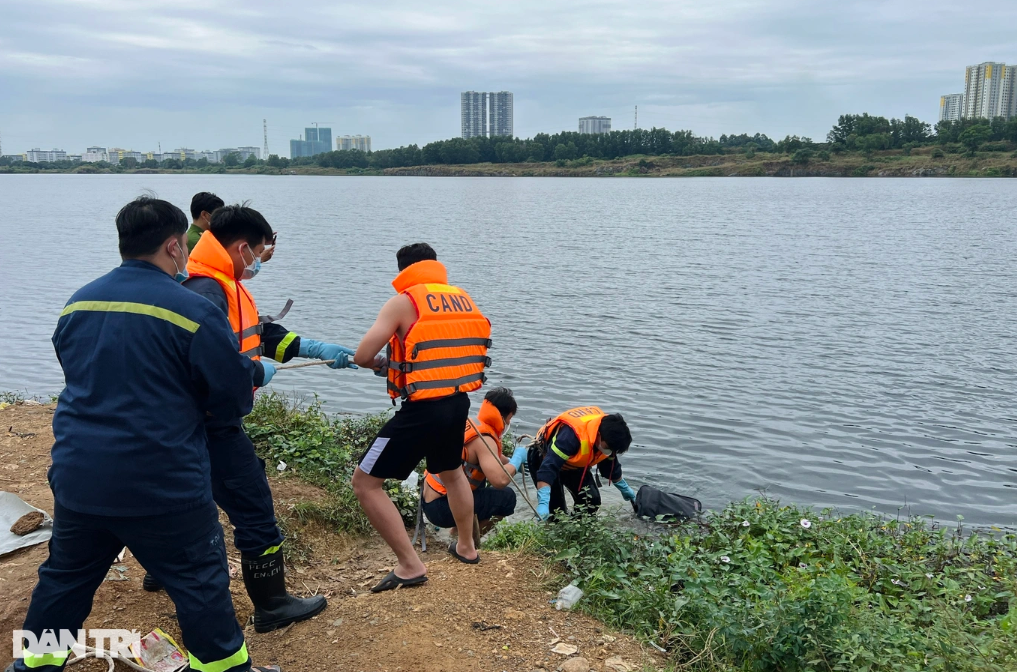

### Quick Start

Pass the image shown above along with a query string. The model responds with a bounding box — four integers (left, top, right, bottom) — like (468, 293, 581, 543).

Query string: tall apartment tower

(488, 91, 513, 137)
(461, 91, 514, 138)
(962, 62, 1017, 120)
(579, 116, 612, 134)
(939, 94, 964, 122)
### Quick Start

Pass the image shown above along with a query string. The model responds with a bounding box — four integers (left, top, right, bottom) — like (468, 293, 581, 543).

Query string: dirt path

(1, 403, 664, 672)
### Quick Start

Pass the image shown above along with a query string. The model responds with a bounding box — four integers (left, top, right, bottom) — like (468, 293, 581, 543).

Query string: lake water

(1, 175, 1014, 526)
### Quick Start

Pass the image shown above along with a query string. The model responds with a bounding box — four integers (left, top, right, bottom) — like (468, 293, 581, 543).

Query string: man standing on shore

(352, 243, 492, 592)
(186, 191, 223, 252)
(8, 196, 279, 672)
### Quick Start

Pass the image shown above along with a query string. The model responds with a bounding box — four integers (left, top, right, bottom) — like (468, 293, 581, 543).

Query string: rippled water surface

(1, 175, 1014, 525)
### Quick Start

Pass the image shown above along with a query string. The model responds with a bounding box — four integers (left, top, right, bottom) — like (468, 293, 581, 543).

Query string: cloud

(1, 0, 1014, 152)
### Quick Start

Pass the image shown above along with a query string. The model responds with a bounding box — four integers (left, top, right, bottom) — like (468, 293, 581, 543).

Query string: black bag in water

(634, 485, 702, 522)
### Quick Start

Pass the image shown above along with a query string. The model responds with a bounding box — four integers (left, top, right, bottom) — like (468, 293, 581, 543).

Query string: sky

(1, 0, 1015, 156)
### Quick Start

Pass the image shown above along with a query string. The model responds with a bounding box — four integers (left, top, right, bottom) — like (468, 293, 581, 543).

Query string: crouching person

(528, 406, 635, 520)
(421, 388, 526, 541)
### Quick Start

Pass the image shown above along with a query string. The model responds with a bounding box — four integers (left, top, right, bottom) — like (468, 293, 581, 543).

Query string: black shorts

(357, 393, 470, 480)
(422, 486, 517, 527)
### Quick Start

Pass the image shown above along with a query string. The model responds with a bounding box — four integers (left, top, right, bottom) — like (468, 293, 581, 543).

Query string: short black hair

(484, 387, 517, 419)
(209, 204, 274, 248)
(599, 414, 632, 455)
(116, 196, 188, 258)
(396, 243, 437, 271)
(190, 192, 224, 219)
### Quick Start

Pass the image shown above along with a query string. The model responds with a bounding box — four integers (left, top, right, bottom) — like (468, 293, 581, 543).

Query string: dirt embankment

(1, 403, 663, 672)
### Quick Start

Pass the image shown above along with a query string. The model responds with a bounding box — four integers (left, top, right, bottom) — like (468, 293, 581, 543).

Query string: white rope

(65, 645, 150, 672)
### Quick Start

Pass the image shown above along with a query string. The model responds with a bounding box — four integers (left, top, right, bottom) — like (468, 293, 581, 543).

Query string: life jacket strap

(238, 324, 264, 339)
(411, 337, 492, 358)
(401, 371, 486, 398)
(388, 354, 491, 374)
(241, 345, 264, 358)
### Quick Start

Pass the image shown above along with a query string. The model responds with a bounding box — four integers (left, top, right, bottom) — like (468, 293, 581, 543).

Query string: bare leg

(352, 467, 427, 579)
(438, 467, 478, 561)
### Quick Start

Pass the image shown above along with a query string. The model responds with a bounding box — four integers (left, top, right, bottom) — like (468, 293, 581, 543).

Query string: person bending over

(528, 406, 635, 519)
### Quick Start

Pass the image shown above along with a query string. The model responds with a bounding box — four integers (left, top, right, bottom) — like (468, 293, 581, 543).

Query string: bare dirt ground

(1, 403, 665, 672)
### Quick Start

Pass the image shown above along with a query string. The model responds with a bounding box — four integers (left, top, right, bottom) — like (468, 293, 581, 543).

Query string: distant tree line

(4, 113, 1017, 172)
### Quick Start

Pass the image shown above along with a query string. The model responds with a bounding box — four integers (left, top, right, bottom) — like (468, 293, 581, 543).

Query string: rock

(551, 643, 578, 655)
(559, 657, 590, 672)
(605, 656, 633, 671)
(10, 511, 44, 536)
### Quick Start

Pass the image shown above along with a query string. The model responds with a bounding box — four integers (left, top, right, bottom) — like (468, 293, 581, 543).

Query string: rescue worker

(8, 196, 279, 672)
(528, 407, 636, 519)
(421, 387, 528, 540)
(352, 243, 492, 592)
(140, 203, 355, 632)
(186, 191, 223, 251)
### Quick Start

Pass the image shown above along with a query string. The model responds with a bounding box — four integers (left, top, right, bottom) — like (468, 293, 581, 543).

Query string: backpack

(634, 485, 702, 522)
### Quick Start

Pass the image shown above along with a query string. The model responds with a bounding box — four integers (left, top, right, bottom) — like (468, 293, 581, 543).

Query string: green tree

(223, 152, 240, 167)
(243, 154, 257, 168)
(958, 125, 991, 152)
(121, 157, 138, 169)
(790, 148, 813, 165)
(142, 159, 158, 168)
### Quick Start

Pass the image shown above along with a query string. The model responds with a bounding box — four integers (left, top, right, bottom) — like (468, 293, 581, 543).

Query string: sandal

(448, 540, 480, 564)
(370, 570, 428, 593)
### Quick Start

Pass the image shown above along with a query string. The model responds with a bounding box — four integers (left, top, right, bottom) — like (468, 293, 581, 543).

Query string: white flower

(800, 519, 812, 529)
(964, 594, 972, 602)
(720, 556, 731, 564)
(741, 521, 750, 527)
(799, 563, 808, 569)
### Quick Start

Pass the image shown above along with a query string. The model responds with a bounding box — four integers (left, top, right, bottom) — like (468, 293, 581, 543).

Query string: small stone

(551, 643, 578, 655)
(601, 635, 616, 643)
(11, 512, 45, 536)
(331, 618, 343, 627)
(605, 656, 633, 672)
(559, 657, 590, 672)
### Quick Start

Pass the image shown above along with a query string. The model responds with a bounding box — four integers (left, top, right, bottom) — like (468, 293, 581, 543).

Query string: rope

(466, 419, 539, 517)
(65, 645, 150, 672)
(274, 359, 336, 370)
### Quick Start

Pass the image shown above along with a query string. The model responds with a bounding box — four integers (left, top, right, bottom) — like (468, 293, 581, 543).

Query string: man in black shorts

(352, 243, 492, 592)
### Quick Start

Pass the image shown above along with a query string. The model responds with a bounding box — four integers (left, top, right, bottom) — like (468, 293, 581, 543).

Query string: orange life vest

(424, 400, 505, 496)
(186, 231, 263, 360)
(386, 260, 491, 402)
(537, 406, 609, 471)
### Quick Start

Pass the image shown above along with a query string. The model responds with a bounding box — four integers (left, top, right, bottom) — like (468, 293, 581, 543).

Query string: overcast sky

(1, 0, 1014, 155)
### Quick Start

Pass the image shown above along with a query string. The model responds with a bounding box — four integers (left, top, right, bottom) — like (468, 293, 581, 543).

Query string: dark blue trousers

(13, 500, 249, 672)
(207, 422, 284, 558)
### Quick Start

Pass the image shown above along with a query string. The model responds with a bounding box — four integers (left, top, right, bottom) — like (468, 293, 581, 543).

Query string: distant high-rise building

(489, 92, 513, 137)
(337, 135, 372, 152)
(461, 91, 514, 139)
(939, 94, 964, 122)
(579, 116, 612, 134)
(290, 126, 332, 158)
(461, 91, 486, 139)
(237, 146, 261, 161)
(962, 62, 1017, 120)
(26, 148, 67, 163)
(83, 147, 108, 162)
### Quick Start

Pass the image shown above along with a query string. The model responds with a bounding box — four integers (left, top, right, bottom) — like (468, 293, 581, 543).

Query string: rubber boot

(142, 572, 163, 592)
(241, 550, 327, 633)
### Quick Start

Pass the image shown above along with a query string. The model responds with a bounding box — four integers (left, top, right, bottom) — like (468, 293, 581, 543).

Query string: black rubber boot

(241, 550, 327, 633)
(142, 572, 163, 592)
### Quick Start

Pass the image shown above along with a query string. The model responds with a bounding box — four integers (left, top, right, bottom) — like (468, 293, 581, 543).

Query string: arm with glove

(298, 337, 358, 369)
(599, 457, 637, 508)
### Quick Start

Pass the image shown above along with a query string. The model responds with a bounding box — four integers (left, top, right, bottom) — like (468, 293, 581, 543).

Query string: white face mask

(600, 446, 613, 457)
(171, 241, 189, 282)
(240, 244, 259, 280)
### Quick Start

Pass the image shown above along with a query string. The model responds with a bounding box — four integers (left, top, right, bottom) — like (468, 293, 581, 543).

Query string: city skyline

(3, 1, 1016, 153)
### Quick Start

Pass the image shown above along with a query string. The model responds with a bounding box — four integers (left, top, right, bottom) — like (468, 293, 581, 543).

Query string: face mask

(240, 244, 259, 280)
(600, 446, 613, 457)
(171, 241, 189, 283)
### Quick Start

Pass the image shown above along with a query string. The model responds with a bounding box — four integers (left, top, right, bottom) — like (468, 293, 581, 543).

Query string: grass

(486, 500, 1017, 672)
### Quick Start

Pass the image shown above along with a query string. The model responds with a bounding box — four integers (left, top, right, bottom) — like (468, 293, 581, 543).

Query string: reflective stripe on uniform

(61, 301, 200, 333)
(549, 434, 571, 462)
(187, 643, 249, 672)
(275, 331, 299, 362)
(21, 648, 72, 669)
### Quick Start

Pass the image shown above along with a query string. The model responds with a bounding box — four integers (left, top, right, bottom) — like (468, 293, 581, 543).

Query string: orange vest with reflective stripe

(186, 231, 263, 360)
(386, 260, 491, 401)
(424, 400, 504, 496)
(537, 406, 608, 470)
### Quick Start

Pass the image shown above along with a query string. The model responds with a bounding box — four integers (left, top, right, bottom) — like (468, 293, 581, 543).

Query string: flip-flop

(370, 570, 428, 593)
(448, 540, 480, 564)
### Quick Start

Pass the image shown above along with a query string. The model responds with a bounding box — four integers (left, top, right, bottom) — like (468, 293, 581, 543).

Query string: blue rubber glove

(614, 478, 637, 502)
(536, 485, 551, 520)
(260, 360, 276, 386)
(299, 338, 358, 369)
(508, 446, 527, 471)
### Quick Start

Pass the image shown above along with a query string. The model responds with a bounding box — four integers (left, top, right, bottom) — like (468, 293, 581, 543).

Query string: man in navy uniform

(7, 197, 279, 672)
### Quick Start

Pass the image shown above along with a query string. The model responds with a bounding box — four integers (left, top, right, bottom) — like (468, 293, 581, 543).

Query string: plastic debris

(555, 584, 584, 610)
